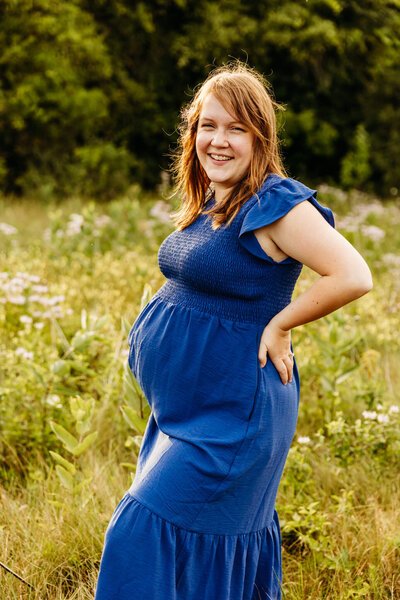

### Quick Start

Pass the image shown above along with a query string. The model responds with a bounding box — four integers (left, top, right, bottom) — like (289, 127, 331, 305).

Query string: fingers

(258, 349, 268, 368)
(261, 352, 294, 385)
(281, 354, 293, 384)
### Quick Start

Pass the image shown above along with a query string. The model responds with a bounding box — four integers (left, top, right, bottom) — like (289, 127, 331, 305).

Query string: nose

(211, 128, 229, 147)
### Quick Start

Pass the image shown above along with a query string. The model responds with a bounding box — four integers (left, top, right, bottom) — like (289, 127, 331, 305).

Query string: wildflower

(46, 394, 62, 408)
(7, 295, 26, 305)
(389, 405, 399, 414)
(31, 284, 48, 293)
(15, 347, 34, 359)
(28, 294, 43, 303)
(377, 414, 389, 424)
(94, 215, 111, 228)
(150, 201, 172, 224)
(297, 436, 311, 444)
(20, 315, 33, 324)
(360, 225, 385, 241)
(362, 410, 377, 420)
(34, 322, 45, 330)
(66, 213, 84, 236)
(376, 403, 383, 411)
(0, 222, 18, 235)
(382, 253, 400, 267)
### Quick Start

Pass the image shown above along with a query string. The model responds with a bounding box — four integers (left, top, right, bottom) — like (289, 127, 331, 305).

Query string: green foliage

(340, 124, 372, 189)
(1, 188, 400, 597)
(0, 0, 131, 199)
(0, 1, 399, 196)
(49, 395, 98, 500)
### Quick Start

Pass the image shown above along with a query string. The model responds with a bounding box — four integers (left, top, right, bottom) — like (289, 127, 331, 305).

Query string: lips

(209, 153, 233, 162)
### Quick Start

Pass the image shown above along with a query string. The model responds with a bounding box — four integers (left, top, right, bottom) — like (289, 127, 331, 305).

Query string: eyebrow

(199, 116, 245, 125)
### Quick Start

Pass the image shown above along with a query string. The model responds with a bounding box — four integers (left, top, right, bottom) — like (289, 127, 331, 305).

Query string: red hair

(170, 61, 286, 230)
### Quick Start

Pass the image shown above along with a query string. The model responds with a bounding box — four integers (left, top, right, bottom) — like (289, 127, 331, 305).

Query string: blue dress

(94, 174, 335, 600)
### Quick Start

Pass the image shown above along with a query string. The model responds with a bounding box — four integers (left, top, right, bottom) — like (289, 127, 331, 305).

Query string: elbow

(345, 269, 373, 299)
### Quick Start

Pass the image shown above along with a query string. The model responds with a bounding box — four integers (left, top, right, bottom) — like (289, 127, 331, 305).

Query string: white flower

(66, 213, 84, 236)
(94, 215, 111, 228)
(7, 295, 26, 305)
(43, 228, 51, 242)
(360, 225, 386, 241)
(46, 394, 62, 408)
(377, 414, 389, 424)
(362, 410, 377, 420)
(298, 436, 311, 444)
(15, 347, 34, 359)
(31, 285, 48, 293)
(20, 315, 33, 324)
(34, 322, 44, 329)
(389, 405, 399, 414)
(0, 222, 18, 235)
(382, 253, 400, 267)
(376, 403, 383, 411)
(149, 201, 172, 224)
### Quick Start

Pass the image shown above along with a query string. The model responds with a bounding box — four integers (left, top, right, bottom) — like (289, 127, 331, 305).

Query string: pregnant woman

(94, 62, 372, 599)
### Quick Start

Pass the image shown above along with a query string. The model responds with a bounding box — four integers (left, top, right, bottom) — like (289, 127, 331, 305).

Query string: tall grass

(0, 185, 399, 598)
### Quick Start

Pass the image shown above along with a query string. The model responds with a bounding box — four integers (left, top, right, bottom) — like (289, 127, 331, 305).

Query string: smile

(209, 154, 233, 162)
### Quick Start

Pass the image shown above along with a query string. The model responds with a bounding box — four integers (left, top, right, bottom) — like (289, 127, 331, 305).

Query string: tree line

(0, 0, 399, 199)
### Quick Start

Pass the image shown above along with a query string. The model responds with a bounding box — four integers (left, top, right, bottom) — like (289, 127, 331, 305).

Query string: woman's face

(195, 94, 254, 201)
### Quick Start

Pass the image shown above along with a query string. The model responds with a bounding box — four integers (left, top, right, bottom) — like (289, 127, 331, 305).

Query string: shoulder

(251, 174, 335, 229)
(256, 174, 316, 202)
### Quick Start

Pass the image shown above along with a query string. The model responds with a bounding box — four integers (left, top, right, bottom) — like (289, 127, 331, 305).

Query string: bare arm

(255, 200, 373, 384)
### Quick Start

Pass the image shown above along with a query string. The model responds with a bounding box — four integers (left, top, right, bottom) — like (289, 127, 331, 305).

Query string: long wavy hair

(170, 61, 287, 231)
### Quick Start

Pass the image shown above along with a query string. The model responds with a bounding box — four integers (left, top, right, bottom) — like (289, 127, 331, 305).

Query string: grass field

(0, 185, 399, 599)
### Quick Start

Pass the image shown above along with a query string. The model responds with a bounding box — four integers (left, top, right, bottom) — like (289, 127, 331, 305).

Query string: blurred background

(0, 0, 399, 200)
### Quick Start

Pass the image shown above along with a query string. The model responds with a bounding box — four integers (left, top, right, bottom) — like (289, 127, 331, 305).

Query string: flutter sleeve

(238, 177, 335, 264)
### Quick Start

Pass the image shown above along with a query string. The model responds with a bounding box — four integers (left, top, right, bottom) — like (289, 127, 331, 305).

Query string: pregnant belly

(128, 298, 261, 438)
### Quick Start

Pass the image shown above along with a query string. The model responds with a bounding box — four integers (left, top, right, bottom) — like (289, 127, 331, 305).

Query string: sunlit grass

(0, 185, 399, 599)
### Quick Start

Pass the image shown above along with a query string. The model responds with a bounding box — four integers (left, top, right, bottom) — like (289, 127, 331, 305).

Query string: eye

(231, 126, 246, 132)
(200, 122, 214, 129)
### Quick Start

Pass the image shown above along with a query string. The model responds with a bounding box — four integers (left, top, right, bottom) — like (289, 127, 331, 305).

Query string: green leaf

(121, 406, 148, 435)
(121, 316, 132, 337)
(51, 319, 71, 353)
(123, 360, 148, 408)
(49, 451, 76, 474)
(51, 359, 71, 377)
(55, 465, 74, 491)
(49, 421, 78, 453)
(70, 431, 98, 456)
(336, 365, 360, 385)
(140, 284, 152, 310)
(25, 363, 45, 387)
(71, 331, 96, 352)
(68, 361, 97, 376)
(94, 315, 109, 330)
(120, 462, 137, 471)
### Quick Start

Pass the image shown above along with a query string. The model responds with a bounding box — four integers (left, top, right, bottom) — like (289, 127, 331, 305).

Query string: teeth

(210, 154, 232, 161)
